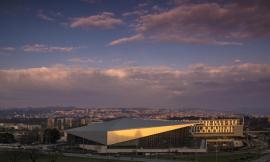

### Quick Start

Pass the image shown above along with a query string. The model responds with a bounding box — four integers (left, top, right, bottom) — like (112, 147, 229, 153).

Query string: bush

(0, 133, 15, 143)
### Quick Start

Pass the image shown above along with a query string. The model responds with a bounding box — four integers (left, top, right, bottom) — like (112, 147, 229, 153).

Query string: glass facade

(109, 127, 200, 149)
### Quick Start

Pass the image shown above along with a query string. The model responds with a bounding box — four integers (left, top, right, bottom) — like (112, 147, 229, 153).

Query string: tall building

(56, 118, 65, 130)
(81, 118, 91, 126)
(64, 118, 73, 128)
(85, 108, 89, 115)
(47, 116, 55, 129)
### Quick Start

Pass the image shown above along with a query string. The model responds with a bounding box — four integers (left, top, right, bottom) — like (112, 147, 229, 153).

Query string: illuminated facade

(190, 119, 244, 137)
(188, 119, 244, 150)
(65, 118, 203, 153)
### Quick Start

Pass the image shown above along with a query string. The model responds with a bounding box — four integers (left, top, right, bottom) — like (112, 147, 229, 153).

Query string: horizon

(1, 0, 270, 113)
(0, 106, 269, 116)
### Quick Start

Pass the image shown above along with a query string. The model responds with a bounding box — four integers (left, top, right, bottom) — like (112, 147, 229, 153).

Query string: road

(249, 154, 270, 162)
(63, 153, 192, 162)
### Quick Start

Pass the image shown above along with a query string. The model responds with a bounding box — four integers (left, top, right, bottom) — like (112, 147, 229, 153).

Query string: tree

(0, 133, 15, 143)
(6, 150, 22, 162)
(28, 149, 39, 162)
(47, 151, 61, 162)
(19, 131, 40, 145)
(43, 128, 60, 144)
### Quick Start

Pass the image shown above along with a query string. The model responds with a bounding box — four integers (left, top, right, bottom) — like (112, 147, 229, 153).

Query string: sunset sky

(0, 0, 270, 113)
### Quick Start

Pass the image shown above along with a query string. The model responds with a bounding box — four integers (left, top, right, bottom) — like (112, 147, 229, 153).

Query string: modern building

(190, 118, 244, 137)
(189, 118, 244, 150)
(65, 118, 205, 153)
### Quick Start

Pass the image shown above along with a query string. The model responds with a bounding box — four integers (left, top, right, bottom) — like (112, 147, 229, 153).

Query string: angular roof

(66, 118, 195, 145)
(68, 118, 190, 132)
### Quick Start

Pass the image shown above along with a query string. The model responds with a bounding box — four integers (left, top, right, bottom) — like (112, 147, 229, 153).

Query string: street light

(215, 142, 218, 162)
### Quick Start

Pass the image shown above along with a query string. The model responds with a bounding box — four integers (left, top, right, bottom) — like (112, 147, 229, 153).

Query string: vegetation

(27, 149, 39, 162)
(0, 133, 15, 143)
(244, 116, 270, 131)
(19, 131, 40, 145)
(0, 151, 262, 162)
(160, 152, 259, 162)
(4, 150, 23, 162)
(0, 151, 132, 162)
(43, 128, 60, 144)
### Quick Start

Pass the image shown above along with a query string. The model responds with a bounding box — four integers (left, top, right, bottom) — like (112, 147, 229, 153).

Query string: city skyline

(0, 0, 270, 113)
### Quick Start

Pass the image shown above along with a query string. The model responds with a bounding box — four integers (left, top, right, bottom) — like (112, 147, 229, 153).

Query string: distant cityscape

(0, 107, 269, 162)
(0, 107, 260, 132)
(1, 106, 265, 121)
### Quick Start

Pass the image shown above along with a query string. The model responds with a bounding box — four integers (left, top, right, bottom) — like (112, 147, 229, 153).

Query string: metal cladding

(66, 118, 195, 145)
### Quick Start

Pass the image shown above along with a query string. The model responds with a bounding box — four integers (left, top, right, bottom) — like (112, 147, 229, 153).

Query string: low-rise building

(189, 118, 244, 151)
(190, 118, 244, 137)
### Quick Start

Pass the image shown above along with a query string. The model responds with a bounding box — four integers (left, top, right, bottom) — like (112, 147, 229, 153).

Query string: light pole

(135, 141, 138, 159)
(215, 142, 218, 162)
(195, 151, 198, 162)
(82, 137, 85, 153)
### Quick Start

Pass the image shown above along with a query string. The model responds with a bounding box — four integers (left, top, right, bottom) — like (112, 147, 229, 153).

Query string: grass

(0, 151, 261, 162)
(162, 152, 259, 162)
(0, 151, 130, 162)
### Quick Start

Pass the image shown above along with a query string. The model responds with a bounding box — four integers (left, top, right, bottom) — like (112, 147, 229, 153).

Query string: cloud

(109, 34, 144, 46)
(37, 10, 55, 21)
(122, 10, 147, 17)
(0, 63, 270, 110)
(70, 12, 123, 29)
(67, 57, 103, 64)
(234, 59, 241, 64)
(81, 0, 101, 4)
(112, 0, 270, 45)
(0, 47, 15, 54)
(22, 44, 76, 53)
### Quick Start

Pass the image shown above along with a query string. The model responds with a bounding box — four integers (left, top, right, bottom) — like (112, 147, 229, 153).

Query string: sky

(0, 0, 270, 113)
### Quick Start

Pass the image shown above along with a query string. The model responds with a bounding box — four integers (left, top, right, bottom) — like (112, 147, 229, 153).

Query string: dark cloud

(0, 63, 270, 111)
(0, 47, 15, 54)
(110, 0, 270, 45)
